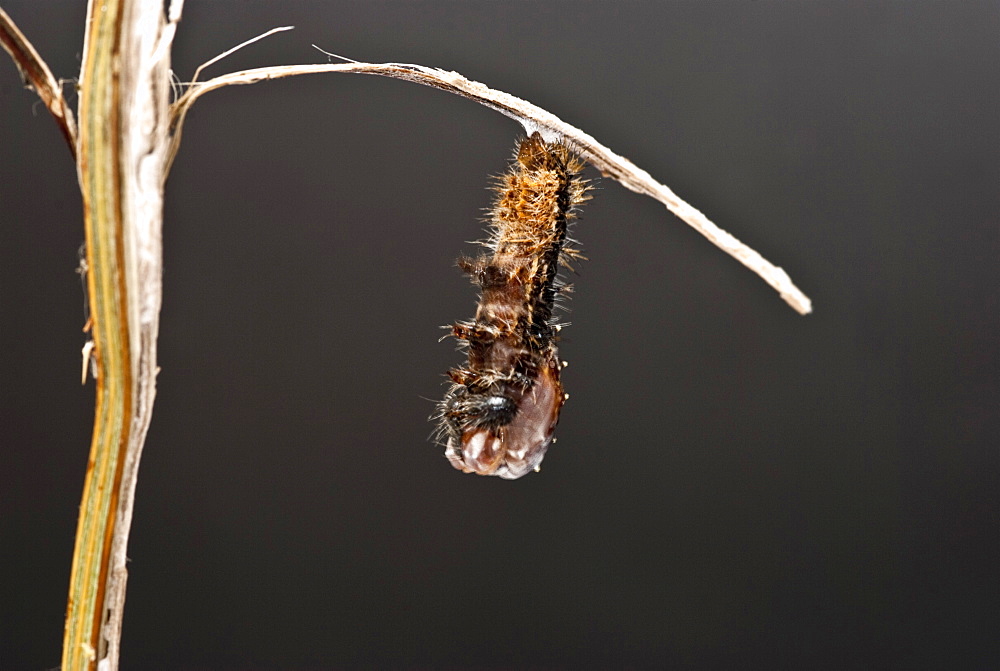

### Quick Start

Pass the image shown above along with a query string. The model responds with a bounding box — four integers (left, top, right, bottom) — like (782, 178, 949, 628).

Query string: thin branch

(190, 25, 293, 87)
(0, 5, 77, 156)
(169, 60, 812, 314)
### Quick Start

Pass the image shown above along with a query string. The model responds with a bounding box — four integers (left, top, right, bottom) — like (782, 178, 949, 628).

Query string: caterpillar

(435, 132, 591, 479)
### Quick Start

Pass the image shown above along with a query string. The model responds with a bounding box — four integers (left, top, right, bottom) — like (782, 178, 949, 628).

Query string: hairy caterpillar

(436, 132, 591, 479)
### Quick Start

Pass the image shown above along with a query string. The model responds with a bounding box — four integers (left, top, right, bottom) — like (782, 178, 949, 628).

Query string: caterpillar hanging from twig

(435, 132, 591, 479)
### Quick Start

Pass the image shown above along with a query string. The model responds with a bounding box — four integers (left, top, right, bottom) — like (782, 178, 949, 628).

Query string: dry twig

(171, 56, 812, 314)
(0, 5, 77, 156)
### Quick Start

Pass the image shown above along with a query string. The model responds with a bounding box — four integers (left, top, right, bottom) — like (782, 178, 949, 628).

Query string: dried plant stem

(61, 0, 176, 669)
(0, 5, 77, 156)
(172, 60, 812, 314)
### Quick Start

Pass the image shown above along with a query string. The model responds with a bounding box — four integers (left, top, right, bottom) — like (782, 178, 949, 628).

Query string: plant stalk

(62, 0, 175, 668)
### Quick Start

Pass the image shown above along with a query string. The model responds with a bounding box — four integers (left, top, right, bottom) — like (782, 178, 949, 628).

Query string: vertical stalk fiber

(62, 1, 130, 666)
(62, 0, 173, 668)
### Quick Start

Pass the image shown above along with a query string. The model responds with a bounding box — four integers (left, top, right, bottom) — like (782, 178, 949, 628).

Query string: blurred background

(1, 1, 997, 668)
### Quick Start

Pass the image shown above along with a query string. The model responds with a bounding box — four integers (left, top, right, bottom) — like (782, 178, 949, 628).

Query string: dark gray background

(2, 1, 997, 669)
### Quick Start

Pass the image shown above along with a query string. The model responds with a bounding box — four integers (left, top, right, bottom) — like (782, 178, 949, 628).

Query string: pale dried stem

(171, 61, 812, 314)
(62, 0, 179, 669)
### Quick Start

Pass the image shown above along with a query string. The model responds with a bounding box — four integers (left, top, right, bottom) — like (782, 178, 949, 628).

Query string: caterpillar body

(436, 132, 590, 479)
